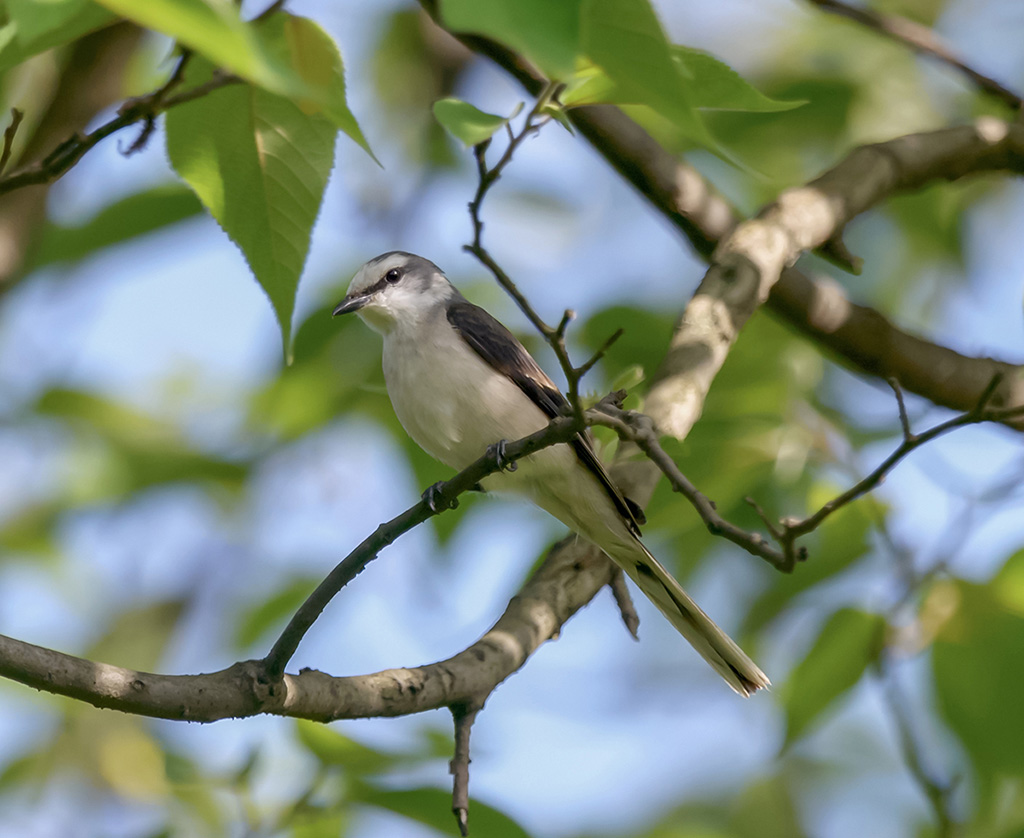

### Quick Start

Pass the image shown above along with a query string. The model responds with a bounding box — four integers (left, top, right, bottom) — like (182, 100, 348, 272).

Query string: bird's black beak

(332, 294, 369, 316)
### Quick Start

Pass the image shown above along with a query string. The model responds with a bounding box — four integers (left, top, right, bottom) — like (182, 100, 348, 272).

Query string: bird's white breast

(380, 310, 551, 471)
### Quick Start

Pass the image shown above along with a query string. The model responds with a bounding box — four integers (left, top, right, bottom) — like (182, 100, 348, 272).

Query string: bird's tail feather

(616, 541, 770, 696)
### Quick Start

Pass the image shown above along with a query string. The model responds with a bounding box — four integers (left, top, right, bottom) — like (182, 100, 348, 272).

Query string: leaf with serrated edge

(166, 30, 337, 356)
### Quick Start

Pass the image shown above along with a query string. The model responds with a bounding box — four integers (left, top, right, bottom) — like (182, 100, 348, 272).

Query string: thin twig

(749, 376, 1024, 567)
(123, 49, 194, 156)
(876, 656, 962, 836)
(0, 108, 24, 175)
(808, 0, 1024, 111)
(0, 70, 240, 197)
(462, 82, 607, 420)
(261, 412, 584, 679)
(888, 377, 914, 442)
(449, 704, 480, 837)
(589, 402, 795, 570)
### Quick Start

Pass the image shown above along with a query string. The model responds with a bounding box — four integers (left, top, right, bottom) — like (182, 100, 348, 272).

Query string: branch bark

(645, 121, 1024, 440)
(0, 535, 613, 722)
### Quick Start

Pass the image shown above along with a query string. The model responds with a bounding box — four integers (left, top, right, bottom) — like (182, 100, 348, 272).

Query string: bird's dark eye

(384, 268, 401, 284)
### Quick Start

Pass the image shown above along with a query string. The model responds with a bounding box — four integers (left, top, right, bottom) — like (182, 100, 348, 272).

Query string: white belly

(381, 320, 549, 471)
(380, 316, 635, 551)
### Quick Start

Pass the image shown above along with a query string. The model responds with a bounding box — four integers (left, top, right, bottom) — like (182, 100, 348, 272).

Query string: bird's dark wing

(447, 300, 644, 536)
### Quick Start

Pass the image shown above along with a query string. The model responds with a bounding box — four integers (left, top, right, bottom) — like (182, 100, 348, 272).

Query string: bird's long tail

(614, 540, 770, 696)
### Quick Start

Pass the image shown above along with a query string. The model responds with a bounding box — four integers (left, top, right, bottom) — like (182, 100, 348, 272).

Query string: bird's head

(333, 251, 455, 334)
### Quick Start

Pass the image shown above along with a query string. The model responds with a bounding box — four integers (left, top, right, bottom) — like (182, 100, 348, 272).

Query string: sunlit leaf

(783, 608, 884, 745)
(579, 0, 713, 147)
(439, 0, 581, 79)
(92, 0, 292, 92)
(281, 15, 374, 157)
(676, 47, 805, 112)
(97, 725, 169, 800)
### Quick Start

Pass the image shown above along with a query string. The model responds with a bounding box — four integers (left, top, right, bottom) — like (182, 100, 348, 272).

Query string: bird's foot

(422, 481, 457, 513)
(487, 439, 517, 472)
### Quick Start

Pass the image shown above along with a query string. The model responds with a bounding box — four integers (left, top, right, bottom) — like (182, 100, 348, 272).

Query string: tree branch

(749, 377, 1024, 562)
(0, 70, 241, 198)
(0, 533, 614, 722)
(806, 0, 1024, 112)
(645, 120, 1024, 440)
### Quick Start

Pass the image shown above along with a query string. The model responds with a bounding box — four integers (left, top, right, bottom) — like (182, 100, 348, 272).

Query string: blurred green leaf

(580, 304, 675, 389)
(234, 576, 320, 648)
(433, 97, 512, 146)
(0, 0, 113, 75)
(291, 810, 347, 838)
(730, 773, 807, 838)
(564, 47, 804, 114)
(166, 28, 338, 356)
(88, 600, 186, 670)
(0, 501, 61, 557)
(579, 0, 713, 148)
(372, 9, 461, 167)
(783, 607, 885, 745)
(358, 785, 532, 838)
(36, 388, 248, 495)
(675, 47, 805, 113)
(440, 0, 581, 80)
(25, 185, 203, 272)
(295, 721, 398, 775)
(934, 556, 1024, 776)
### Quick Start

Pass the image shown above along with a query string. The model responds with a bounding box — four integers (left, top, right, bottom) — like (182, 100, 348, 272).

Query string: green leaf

(280, 15, 374, 158)
(165, 29, 338, 356)
(25, 185, 203, 272)
(433, 98, 511, 147)
(439, 0, 582, 80)
(933, 557, 1024, 775)
(92, 0, 291, 93)
(673, 47, 805, 113)
(579, 0, 713, 147)
(357, 785, 532, 838)
(783, 607, 884, 745)
(0, 0, 113, 74)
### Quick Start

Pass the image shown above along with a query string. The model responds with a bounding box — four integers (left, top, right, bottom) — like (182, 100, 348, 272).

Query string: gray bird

(333, 251, 769, 695)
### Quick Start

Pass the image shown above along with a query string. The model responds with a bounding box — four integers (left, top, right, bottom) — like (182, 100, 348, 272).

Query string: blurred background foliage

(0, 0, 1023, 837)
